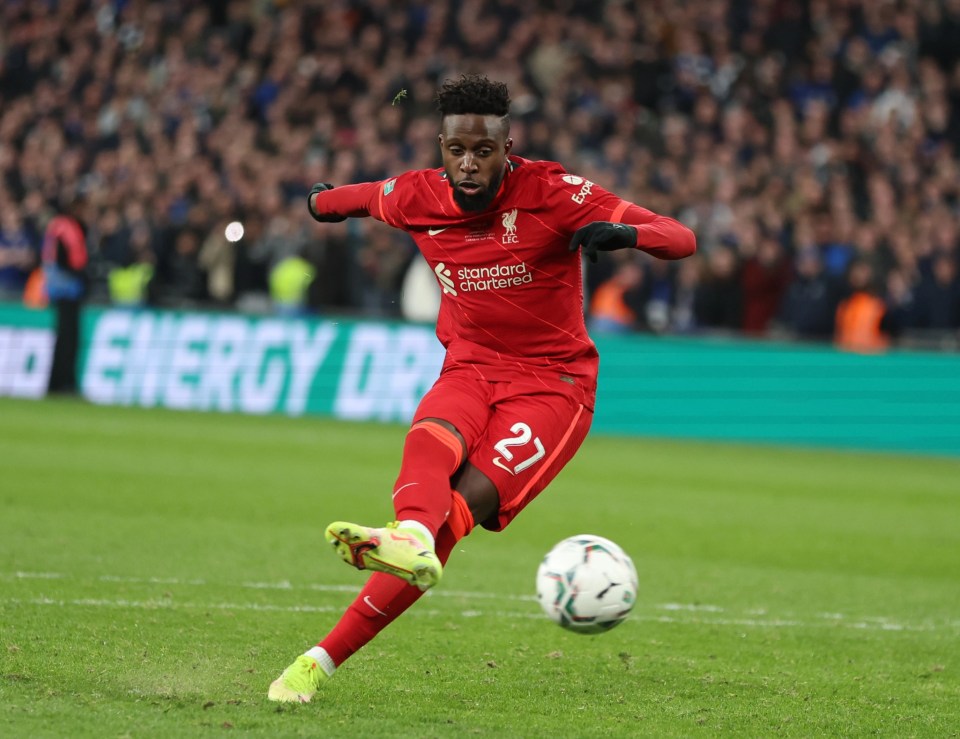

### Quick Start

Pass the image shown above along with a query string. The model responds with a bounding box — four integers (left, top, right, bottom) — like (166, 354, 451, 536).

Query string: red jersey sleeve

(615, 202, 696, 260)
(544, 166, 696, 260)
(310, 177, 412, 229)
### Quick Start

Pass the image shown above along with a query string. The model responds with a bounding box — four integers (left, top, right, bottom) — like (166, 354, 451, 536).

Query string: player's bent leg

(267, 502, 476, 702)
(267, 654, 328, 703)
(318, 514, 469, 666)
(325, 520, 443, 591)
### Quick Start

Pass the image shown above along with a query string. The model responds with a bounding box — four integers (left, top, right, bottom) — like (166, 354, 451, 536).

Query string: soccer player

(268, 74, 695, 702)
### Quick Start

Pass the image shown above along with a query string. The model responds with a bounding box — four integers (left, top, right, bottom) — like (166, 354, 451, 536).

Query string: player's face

(439, 114, 512, 212)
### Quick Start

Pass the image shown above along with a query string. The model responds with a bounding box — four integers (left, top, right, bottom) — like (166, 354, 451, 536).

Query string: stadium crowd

(1, 0, 959, 349)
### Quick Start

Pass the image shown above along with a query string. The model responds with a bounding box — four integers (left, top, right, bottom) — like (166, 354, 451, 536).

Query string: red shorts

(413, 365, 594, 531)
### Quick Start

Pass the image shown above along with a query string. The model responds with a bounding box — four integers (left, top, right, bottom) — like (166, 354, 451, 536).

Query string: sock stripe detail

(447, 490, 474, 540)
(410, 421, 464, 470)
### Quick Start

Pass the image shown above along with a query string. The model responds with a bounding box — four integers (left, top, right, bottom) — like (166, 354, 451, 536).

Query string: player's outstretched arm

(307, 180, 387, 223)
(567, 209, 695, 264)
(629, 209, 697, 260)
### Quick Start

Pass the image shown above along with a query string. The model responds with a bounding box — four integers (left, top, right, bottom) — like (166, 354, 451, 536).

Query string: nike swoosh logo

(427, 227, 447, 236)
(492, 457, 515, 475)
(363, 595, 387, 617)
(392, 482, 418, 499)
(389, 531, 420, 545)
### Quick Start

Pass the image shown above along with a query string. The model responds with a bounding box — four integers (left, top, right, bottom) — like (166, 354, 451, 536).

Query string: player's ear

(504, 137, 513, 155)
(438, 134, 445, 148)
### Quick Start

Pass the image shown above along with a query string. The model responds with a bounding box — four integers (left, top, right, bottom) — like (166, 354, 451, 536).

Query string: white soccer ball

(536, 534, 639, 634)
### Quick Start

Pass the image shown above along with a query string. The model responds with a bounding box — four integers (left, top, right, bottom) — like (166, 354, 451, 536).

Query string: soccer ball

(535, 534, 638, 634)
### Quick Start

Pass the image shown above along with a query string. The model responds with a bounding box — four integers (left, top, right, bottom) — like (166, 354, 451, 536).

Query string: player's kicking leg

(268, 503, 472, 703)
(268, 522, 443, 703)
(324, 520, 442, 591)
(268, 417, 473, 702)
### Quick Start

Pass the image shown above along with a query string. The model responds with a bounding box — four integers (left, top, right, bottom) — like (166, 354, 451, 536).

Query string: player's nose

(459, 155, 478, 174)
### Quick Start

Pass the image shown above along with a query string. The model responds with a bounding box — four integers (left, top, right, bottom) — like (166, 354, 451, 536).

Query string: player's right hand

(307, 183, 347, 223)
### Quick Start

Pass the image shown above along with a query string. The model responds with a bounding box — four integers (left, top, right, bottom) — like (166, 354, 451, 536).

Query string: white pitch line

(11, 571, 540, 603)
(659, 602, 725, 613)
(0, 596, 947, 632)
(100, 574, 207, 586)
(3, 570, 954, 633)
(4, 596, 345, 614)
(12, 571, 62, 579)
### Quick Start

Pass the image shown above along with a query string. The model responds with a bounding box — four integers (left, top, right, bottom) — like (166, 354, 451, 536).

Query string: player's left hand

(307, 182, 347, 223)
(569, 222, 637, 263)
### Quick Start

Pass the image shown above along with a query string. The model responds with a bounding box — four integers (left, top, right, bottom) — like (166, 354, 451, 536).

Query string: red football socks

(391, 421, 464, 536)
(318, 492, 474, 667)
(319, 514, 460, 666)
(316, 422, 475, 669)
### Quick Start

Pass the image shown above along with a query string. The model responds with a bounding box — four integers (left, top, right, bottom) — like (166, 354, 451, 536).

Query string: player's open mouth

(457, 182, 483, 195)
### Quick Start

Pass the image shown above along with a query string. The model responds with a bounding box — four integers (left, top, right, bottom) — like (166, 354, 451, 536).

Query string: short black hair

(435, 74, 511, 119)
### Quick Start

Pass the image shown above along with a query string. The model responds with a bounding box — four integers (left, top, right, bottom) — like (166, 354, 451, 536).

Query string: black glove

(307, 182, 347, 223)
(568, 222, 637, 263)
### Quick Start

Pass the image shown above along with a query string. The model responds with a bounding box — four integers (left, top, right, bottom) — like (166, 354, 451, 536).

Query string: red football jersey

(314, 156, 694, 395)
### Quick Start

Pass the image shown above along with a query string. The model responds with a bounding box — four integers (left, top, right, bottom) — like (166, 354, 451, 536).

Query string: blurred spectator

(834, 260, 893, 354)
(107, 253, 154, 308)
(0, 0, 957, 349)
(670, 257, 701, 334)
(0, 206, 37, 300)
(884, 266, 920, 332)
(915, 254, 960, 329)
(160, 229, 206, 305)
(42, 194, 88, 393)
(400, 254, 441, 323)
(778, 248, 839, 341)
(354, 222, 414, 317)
(305, 227, 354, 312)
(269, 252, 315, 317)
(638, 258, 677, 334)
(740, 234, 792, 335)
(588, 258, 644, 334)
(199, 220, 239, 306)
(695, 245, 741, 332)
(248, 199, 313, 299)
(105, 219, 156, 307)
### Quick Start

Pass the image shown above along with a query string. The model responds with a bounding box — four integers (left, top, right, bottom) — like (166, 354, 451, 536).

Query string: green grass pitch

(1, 397, 958, 737)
